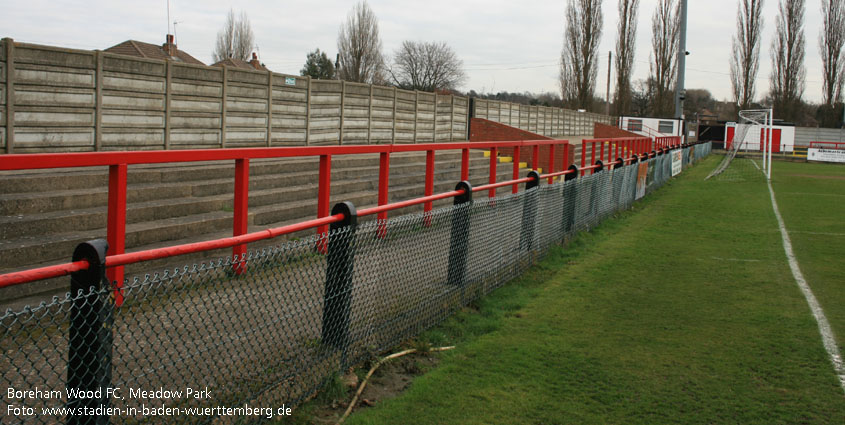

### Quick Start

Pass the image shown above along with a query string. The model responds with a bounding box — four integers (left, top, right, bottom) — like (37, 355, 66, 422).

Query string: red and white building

(724, 122, 795, 153)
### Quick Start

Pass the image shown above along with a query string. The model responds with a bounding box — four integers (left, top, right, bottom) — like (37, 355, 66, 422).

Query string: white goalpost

(706, 109, 773, 180)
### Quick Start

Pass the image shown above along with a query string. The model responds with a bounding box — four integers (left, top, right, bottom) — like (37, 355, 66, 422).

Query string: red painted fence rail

(0, 137, 683, 296)
(809, 141, 845, 150)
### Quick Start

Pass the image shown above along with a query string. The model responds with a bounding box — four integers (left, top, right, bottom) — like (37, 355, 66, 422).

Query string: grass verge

(337, 155, 845, 425)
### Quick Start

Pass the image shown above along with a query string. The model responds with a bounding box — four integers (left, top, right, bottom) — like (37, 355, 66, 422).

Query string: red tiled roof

(105, 40, 205, 65)
(211, 57, 269, 72)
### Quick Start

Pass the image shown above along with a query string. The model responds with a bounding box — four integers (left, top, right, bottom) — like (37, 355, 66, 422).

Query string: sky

(0, 0, 832, 104)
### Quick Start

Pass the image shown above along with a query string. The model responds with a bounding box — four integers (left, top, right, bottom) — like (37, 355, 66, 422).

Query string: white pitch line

(767, 179, 845, 393)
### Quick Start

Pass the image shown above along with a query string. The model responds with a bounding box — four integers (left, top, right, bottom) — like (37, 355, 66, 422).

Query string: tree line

(728, 0, 844, 126)
(213, 2, 465, 93)
(211, 1, 845, 126)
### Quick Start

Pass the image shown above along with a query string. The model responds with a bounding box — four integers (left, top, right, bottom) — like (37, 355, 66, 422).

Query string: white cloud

(0, 0, 830, 103)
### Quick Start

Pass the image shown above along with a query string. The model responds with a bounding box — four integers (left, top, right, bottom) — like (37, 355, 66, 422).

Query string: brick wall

(593, 123, 639, 139)
(469, 118, 574, 168)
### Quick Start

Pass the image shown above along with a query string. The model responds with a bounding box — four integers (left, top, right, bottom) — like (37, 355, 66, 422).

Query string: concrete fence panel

(0, 39, 616, 152)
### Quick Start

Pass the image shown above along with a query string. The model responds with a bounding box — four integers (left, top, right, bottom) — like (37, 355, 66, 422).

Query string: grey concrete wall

(472, 99, 611, 137)
(0, 38, 608, 153)
(794, 126, 845, 146)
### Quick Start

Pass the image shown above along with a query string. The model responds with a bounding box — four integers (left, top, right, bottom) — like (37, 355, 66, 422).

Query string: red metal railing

(0, 141, 554, 294)
(0, 137, 685, 297)
(809, 141, 845, 150)
(577, 137, 676, 176)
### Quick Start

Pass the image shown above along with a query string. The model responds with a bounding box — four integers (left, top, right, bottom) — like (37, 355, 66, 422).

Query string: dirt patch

(296, 351, 441, 424)
(784, 173, 845, 181)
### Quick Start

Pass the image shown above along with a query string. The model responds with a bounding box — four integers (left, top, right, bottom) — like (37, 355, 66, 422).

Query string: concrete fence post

(305, 76, 311, 146)
(414, 90, 419, 143)
(339, 81, 345, 145)
(449, 95, 455, 141)
(392, 87, 397, 144)
(221, 67, 228, 148)
(367, 85, 373, 144)
(4, 38, 15, 153)
(164, 60, 171, 150)
(266, 71, 273, 147)
(95, 51, 104, 152)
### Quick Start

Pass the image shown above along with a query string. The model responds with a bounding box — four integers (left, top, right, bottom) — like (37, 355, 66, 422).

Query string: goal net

(705, 109, 773, 181)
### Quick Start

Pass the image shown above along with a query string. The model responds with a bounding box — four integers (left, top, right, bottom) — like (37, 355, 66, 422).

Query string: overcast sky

(0, 0, 832, 104)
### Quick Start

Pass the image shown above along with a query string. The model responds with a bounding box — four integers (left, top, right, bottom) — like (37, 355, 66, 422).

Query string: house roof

(211, 57, 269, 72)
(105, 40, 205, 65)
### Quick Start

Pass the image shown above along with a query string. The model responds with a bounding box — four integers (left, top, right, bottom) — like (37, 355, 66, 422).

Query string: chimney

(249, 52, 262, 70)
(163, 34, 177, 57)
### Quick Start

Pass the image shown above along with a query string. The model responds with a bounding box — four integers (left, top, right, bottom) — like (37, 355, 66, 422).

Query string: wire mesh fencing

(1, 143, 711, 425)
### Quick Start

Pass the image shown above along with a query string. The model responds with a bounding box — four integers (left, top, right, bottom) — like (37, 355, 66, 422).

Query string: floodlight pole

(674, 0, 688, 139)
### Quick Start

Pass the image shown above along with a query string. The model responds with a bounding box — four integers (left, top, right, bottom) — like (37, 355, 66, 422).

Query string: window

(658, 120, 674, 134)
(627, 119, 642, 132)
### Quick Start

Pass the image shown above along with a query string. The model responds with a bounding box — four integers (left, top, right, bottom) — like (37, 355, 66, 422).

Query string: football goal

(706, 109, 773, 181)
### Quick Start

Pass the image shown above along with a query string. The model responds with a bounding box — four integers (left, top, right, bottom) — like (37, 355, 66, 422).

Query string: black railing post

(614, 157, 625, 169)
(589, 160, 604, 223)
(322, 201, 357, 364)
(68, 239, 111, 425)
(519, 170, 541, 251)
(447, 181, 473, 288)
(563, 165, 579, 235)
(612, 157, 626, 210)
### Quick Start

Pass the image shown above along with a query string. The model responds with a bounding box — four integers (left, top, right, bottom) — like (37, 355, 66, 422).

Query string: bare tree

(649, 0, 679, 117)
(337, 1, 385, 84)
(820, 0, 845, 106)
(631, 78, 656, 117)
(730, 0, 765, 111)
(389, 41, 466, 92)
(614, 0, 640, 116)
(770, 0, 806, 121)
(559, 0, 603, 109)
(212, 9, 255, 63)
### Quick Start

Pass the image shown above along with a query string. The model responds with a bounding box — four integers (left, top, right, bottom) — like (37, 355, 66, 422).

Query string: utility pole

(606, 51, 612, 116)
(674, 0, 688, 136)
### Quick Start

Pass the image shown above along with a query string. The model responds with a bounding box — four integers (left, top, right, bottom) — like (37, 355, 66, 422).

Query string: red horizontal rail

(0, 140, 567, 171)
(809, 141, 845, 149)
(540, 168, 576, 179)
(473, 177, 534, 193)
(0, 260, 90, 289)
(105, 214, 345, 268)
(0, 212, 347, 290)
(358, 190, 465, 217)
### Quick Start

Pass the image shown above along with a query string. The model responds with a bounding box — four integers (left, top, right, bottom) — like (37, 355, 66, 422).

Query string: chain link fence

(2, 144, 711, 425)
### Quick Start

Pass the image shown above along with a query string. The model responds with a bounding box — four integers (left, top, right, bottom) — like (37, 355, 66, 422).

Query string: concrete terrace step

(0, 150, 518, 262)
(0, 160, 524, 270)
(0, 157, 501, 240)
